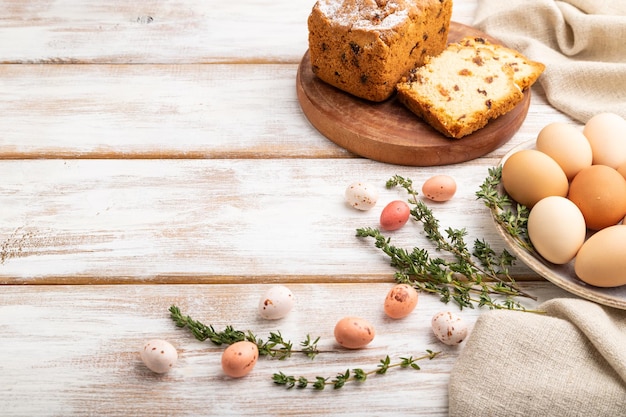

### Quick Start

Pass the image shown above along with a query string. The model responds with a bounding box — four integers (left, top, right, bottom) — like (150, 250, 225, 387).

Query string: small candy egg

(380, 200, 410, 231)
(527, 196, 586, 264)
(384, 284, 418, 319)
(258, 285, 295, 320)
(536, 122, 592, 181)
(345, 181, 379, 211)
(422, 175, 457, 202)
(583, 113, 626, 169)
(221, 341, 259, 378)
(334, 316, 375, 349)
(501, 149, 569, 208)
(140, 339, 178, 374)
(567, 165, 626, 230)
(431, 311, 468, 346)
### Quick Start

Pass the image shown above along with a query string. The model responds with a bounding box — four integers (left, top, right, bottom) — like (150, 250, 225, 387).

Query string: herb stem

(169, 305, 320, 359)
(476, 166, 535, 253)
(357, 175, 540, 312)
(273, 350, 441, 390)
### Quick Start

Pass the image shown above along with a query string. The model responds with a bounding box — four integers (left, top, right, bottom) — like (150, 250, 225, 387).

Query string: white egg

(583, 113, 626, 169)
(527, 196, 587, 264)
(345, 181, 378, 211)
(258, 285, 295, 320)
(431, 311, 468, 346)
(140, 339, 178, 374)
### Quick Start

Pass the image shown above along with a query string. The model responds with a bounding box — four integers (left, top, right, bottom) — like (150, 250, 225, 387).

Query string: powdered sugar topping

(316, 0, 410, 30)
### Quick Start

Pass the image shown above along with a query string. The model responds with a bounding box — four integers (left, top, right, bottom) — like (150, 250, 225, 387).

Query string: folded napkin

(474, 0, 626, 123)
(449, 298, 626, 417)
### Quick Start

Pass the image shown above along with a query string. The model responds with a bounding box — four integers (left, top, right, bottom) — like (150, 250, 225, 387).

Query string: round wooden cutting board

(296, 22, 531, 166)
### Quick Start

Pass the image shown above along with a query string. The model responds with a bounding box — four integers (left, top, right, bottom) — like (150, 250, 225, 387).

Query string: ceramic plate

(491, 141, 626, 310)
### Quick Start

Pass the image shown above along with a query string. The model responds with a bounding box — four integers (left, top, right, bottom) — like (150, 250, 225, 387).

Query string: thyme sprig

(169, 305, 320, 359)
(273, 350, 440, 390)
(476, 166, 534, 253)
(171, 306, 440, 390)
(356, 175, 539, 312)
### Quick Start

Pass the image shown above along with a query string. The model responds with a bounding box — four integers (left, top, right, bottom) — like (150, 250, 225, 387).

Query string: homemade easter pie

(307, 0, 453, 102)
(396, 37, 545, 138)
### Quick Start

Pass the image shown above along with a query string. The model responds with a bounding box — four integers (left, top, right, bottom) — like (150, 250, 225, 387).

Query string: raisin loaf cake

(396, 37, 545, 138)
(308, 0, 453, 102)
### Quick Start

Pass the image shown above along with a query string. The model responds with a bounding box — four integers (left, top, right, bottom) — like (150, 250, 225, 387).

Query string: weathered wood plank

(0, 63, 351, 159)
(0, 282, 570, 417)
(0, 63, 575, 159)
(0, 158, 542, 284)
(0, 0, 478, 64)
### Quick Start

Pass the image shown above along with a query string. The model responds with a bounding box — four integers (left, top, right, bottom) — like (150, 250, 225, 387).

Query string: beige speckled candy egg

(527, 196, 586, 264)
(431, 311, 468, 346)
(501, 149, 569, 208)
(583, 113, 626, 169)
(345, 181, 379, 211)
(258, 285, 295, 320)
(221, 341, 259, 378)
(422, 175, 457, 202)
(574, 225, 626, 287)
(334, 316, 375, 349)
(141, 339, 178, 374)
(384, 283, 418, 319)
(536, 122, 592, 181)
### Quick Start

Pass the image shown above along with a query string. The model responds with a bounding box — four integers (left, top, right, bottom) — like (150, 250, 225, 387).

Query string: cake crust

(308, 0, 452, 102)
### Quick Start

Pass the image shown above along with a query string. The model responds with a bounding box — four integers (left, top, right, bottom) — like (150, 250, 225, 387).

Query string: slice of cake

(308, 0, 453, 102)
(457, 37, 545, 90)
(396, 37, 545, 138)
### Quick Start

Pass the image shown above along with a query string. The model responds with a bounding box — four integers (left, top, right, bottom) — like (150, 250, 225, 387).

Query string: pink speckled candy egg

(422, 175, 457, 202)
(380, 200, 410, 231)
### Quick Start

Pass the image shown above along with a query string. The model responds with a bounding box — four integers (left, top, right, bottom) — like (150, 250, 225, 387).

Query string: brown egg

(575, 225, 626, 287)
(535, 122, 592, 181)
(568, 165, 626, 230)
(501, 149, 569, 208)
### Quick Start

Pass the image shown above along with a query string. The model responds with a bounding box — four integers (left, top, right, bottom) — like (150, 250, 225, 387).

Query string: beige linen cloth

(449, 3, 626, 414)
(449, 298, 626, 416)
(473, 0, 626, 123)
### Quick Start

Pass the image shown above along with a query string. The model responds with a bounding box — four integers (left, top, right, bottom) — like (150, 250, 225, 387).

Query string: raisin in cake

(308, 0, 452, 102)
(396, 37, 545, 138)
(457, 37, 545, 90)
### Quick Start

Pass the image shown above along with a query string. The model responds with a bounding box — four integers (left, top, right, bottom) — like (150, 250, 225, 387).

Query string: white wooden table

(0, 1, 579, 415)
